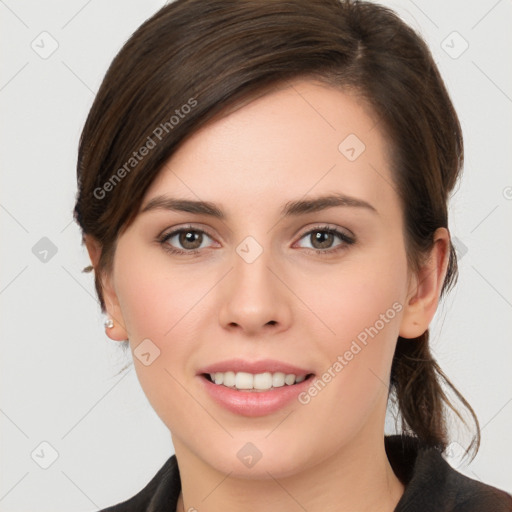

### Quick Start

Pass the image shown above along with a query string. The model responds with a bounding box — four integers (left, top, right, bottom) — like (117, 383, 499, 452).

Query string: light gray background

(1, 0, 511, 510)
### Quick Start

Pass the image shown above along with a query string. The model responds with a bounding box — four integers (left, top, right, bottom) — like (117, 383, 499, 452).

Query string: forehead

(143, 79, 398, 220)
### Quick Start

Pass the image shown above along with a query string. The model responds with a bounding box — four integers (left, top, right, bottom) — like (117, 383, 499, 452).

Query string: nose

(218, 244, 292, 336)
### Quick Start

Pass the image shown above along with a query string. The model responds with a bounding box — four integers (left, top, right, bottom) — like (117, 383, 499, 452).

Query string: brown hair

(74, 0, 480, 459)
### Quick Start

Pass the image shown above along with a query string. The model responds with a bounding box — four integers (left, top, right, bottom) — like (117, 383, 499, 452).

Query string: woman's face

(103, 79, 418, 476)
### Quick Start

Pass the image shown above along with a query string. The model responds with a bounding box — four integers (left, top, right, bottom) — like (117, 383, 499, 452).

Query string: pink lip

(196, 358, 315, 417)
(198, 374, 315, 417)
(197, 358, 313, 376)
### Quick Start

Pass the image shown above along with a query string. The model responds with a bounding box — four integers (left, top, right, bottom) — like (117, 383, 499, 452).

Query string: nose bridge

(232, 235, 276, 301)
(218, 234, 291, 332)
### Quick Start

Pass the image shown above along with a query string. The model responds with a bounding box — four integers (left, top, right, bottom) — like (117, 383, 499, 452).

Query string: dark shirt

(100, 434, 512, 511)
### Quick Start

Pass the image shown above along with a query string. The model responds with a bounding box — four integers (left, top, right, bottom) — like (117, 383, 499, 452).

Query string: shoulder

(98, 454, 181, 512)
(386, 435, 512, 512)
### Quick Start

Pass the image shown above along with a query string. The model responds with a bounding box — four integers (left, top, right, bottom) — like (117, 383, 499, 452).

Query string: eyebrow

(140, 192, 378, 219)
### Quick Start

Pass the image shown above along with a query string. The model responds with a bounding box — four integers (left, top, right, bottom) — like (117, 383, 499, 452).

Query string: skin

(86, 78, 450, 512)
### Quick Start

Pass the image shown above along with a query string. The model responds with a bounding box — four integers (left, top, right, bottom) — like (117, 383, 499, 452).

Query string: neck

(174, 431, 404, 512)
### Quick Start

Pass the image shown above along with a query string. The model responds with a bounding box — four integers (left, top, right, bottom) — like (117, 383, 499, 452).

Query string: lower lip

(198, 374, 315, 417)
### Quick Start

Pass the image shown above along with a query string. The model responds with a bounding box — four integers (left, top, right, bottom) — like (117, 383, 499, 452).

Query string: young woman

(74, 0, 512, 510)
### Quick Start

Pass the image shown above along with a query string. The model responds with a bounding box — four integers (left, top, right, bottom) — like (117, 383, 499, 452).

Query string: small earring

(104, 317, 114, 329)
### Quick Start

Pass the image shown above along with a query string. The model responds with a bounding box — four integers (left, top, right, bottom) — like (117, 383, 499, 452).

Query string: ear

(84, 234, 128, 342)
(399, 227, 450, 339)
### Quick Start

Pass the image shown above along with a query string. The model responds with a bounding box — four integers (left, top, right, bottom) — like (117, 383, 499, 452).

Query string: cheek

(295, 250, 406, 419)
(112, 256, 199, 434)
(299, 249, 406, 347)
(114, 244, 211, 341)
(112, 246, 217, 416)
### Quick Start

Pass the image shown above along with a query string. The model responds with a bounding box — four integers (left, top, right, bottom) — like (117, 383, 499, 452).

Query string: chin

(197, 435, 316, 480)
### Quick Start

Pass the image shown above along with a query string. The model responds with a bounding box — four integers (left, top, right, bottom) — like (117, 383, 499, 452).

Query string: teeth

(207, 371, 308, 391)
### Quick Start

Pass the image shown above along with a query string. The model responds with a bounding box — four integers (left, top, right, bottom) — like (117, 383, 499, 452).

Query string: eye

(157, 224, 355, 257)
(295, 225, 355, 254)
(158, 225, 217, 255)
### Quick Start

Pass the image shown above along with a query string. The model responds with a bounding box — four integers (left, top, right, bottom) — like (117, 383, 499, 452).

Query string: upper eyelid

(299, 225, 353, 238)
(160, 224, 216, 239)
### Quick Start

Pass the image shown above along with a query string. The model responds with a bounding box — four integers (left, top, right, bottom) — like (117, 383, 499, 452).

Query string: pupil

(313, 231, 332, 249)
(181, 231, 201, 249)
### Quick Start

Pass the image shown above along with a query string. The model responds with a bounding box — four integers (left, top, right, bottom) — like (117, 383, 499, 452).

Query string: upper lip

(197, 358, 314, 376)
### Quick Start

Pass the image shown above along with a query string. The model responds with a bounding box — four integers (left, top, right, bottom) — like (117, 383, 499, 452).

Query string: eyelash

(157, 224, 356, 257)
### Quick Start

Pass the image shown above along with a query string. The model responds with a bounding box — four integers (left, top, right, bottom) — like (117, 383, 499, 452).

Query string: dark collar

(385, 434, 512, 511)
(102, 435, 512, 511)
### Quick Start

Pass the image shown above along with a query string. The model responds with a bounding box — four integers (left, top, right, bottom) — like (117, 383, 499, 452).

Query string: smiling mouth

(202, 371, 315, 392)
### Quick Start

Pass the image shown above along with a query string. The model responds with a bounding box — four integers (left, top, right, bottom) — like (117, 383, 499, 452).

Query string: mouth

(199, 369, 316, 417)
(201, 371, 315, 392)
(196, 359, 316, 416)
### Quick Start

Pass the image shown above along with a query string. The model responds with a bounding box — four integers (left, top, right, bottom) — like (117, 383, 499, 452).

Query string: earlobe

(102, 287, 129, 342)
(84, 234, 129, 342)
(399, 228, 450, 339)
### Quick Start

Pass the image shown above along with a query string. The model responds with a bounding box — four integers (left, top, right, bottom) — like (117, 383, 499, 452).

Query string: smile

(204, 371, 312, 391)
